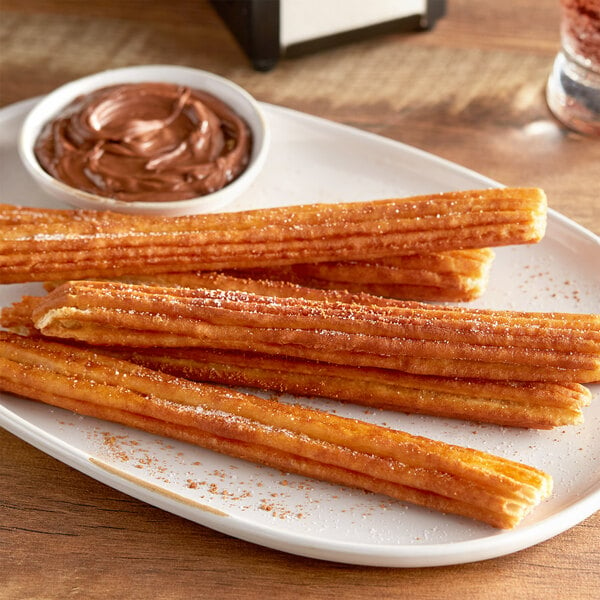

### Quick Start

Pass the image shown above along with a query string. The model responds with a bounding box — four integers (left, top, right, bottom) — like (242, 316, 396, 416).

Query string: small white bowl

(19, 65, 270, 215)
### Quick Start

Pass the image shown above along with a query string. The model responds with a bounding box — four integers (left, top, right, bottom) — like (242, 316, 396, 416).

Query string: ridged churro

(1, 272, 442, 334)
(0, 331, 553, 528)
(0, 188, 546, 283)
(227, 248, 495, 302)
(118, 347, 591, 429)
(97, 247, 494, 302)
(30, 281, 600, 383)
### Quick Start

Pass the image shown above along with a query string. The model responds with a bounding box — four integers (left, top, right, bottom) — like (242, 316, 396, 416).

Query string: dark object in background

(211, 0, 447, 71)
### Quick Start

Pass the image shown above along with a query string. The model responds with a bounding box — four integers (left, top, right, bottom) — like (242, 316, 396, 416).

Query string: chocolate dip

(34, 82, 252, 202)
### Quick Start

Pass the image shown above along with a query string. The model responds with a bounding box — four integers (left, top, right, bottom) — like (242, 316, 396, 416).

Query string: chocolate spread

(35, 82, 252, 202)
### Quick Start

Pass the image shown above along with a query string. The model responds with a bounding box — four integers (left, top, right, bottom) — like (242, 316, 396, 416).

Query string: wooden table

(1, 1, 598, 598)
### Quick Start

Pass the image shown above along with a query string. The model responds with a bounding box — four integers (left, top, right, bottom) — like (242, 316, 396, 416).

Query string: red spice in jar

(561, 0, 600, 68)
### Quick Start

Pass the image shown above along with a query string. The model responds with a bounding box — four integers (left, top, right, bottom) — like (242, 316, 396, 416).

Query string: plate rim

(2, 399, 599, 568)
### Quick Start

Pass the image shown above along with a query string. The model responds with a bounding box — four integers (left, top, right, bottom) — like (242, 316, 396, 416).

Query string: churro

(1, 272, 442, 333)
(0, 188, 546, 283)
(118, 347, 591, 429)
(0, 331, 553, 528)
(96, 247, 495, 303)
(30, 281, 600, 383)
(227, 248, 495, 302)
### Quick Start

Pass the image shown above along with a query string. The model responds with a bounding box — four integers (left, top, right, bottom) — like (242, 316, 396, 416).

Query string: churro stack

(0, 187, 546, 301)
(3, 278, 595, 429)
(1, 187, 597, 530)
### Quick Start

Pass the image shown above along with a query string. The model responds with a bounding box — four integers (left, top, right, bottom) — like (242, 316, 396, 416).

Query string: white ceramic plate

(1, 98, 599, 568)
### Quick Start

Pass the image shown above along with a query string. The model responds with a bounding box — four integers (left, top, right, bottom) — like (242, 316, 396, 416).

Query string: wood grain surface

(1, 1, 599, 598)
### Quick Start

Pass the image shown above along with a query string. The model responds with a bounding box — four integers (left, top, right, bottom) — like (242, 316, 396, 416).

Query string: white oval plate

(1, 98, 599, 568)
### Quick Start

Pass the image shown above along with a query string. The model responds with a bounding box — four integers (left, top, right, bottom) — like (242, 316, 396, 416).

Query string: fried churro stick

(2, 292, 590, 428)
(31, 281, 600, 383)
(47, 271, 433, 308)
(96, 248, 494, 302)
(0, 188, 545, 283)
(1, 279, 391, 335)
(227, 248, 495, 302)
(118, 347, 591, 429)
(127, 248, 495, 302)
(2, 272, 441, 333)
(0, 332, 553, 528)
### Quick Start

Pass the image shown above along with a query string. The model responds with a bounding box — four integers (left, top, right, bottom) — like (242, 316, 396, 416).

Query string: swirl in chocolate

(34, 83, 252, 202)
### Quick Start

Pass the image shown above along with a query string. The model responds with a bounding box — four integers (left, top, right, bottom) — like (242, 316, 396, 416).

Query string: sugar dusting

(86, 425, 316, 522)
(82, 422, 420, 529)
